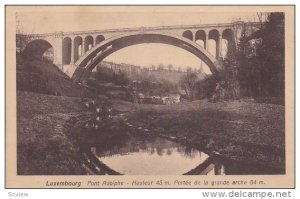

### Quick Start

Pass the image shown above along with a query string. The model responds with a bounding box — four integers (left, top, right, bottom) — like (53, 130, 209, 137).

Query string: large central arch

(70, 32, 223, 82)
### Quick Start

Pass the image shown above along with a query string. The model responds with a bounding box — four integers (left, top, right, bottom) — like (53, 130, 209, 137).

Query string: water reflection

(78, 122, 285, 175)
(184, 155, 225, 175)
(79, 128, 218, 175)
(95, 135, 210, 175)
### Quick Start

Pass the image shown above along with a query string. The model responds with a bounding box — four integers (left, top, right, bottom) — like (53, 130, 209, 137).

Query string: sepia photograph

(5, 5, 295, 188)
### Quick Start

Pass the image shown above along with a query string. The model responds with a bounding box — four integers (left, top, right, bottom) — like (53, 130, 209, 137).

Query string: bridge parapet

(17, 21, 261, 74)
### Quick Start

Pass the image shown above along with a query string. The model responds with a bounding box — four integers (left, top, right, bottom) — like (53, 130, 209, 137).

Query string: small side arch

(182, 30, 193, 41)
(95, 35, 105, 44)
(22, 39, 53, 61)
(84, 35, 94, 53)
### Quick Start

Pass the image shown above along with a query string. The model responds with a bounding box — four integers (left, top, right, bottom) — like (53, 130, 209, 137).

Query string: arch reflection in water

(79, 123, 284, 175)
(86, 135, 220, 175)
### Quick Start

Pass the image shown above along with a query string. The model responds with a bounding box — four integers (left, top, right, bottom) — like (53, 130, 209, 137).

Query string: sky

(17, 12, 262, 34)
(16, 7, 266, 34)
(17, 8, 265, 73)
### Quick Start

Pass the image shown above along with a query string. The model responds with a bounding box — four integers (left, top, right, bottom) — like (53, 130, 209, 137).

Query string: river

(77, 122, 283, 175)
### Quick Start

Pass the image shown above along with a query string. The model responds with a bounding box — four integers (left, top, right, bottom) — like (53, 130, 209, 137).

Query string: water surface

(79, 127, 284, 175)
(95, 136, 210, 175)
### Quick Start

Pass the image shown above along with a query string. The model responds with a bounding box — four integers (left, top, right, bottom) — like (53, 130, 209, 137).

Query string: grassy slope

(17, 91, 92, 175)
(17, 54, 92, 97)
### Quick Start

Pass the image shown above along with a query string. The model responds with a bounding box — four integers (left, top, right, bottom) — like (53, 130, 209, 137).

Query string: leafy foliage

(179, 72, 199, 100)
(97, 67, 130, 86)
(237, 12, 285, 99)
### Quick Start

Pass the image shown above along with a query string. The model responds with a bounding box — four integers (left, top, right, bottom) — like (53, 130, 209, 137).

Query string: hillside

(17, 53, 93, 97)
(17, 91, 92, 174)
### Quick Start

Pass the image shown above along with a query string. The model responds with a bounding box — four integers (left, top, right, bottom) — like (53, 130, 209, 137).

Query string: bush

(113, 71, 130, 86)
(97, 67, 114, 82)
(196, 74, 220, 99)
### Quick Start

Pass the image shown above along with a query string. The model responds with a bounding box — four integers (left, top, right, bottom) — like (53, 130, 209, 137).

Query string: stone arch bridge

(17, 21, 260, 82)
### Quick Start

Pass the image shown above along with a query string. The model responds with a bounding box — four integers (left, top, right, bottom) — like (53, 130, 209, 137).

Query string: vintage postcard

(5, 5, 294, 188)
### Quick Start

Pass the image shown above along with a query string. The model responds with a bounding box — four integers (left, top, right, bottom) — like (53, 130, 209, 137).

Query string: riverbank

(17, 90, 285, 174)
(17, 91, 92, 175)
(125, 99, 285, 172)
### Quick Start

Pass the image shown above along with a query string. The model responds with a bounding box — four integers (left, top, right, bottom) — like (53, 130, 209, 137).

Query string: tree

(151, 65, 156, 71)
(114, 71, 130, 86)
(186, 66, 192, 73)
(97, 66, 114, 82)
(179, 72, 199, 100)
(158, 64, 164, 71)
(236, 12, 284, 99)
(259, 12, 285, 98)
(168, 64, 173, 71)
(236, 36, 262, 97)
(196, 74, 220, 99)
